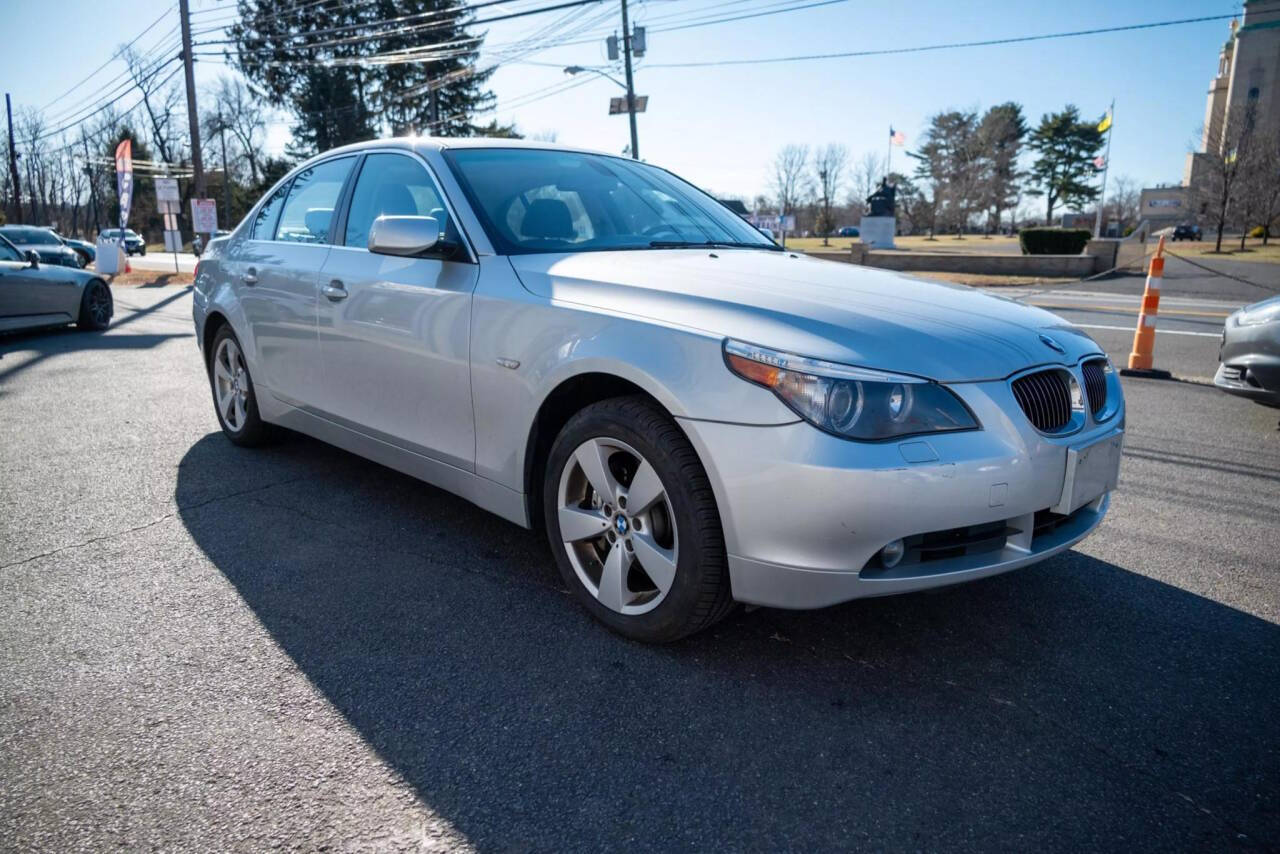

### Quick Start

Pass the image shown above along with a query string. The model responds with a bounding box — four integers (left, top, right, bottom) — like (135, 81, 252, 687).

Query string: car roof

(297, 135, 614, 163)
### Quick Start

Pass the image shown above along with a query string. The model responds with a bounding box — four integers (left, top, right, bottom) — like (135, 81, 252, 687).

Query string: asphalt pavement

(1, 280, 1277, 851)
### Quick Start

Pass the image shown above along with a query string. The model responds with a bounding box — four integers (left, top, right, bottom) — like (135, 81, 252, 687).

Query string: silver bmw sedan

(192, 138, 1124, 642)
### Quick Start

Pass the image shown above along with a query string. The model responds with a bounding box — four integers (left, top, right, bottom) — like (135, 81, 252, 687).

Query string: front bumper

(678, 377, 1124, 609)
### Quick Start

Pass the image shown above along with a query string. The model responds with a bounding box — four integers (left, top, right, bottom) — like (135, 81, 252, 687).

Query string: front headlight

(724, 339, 978, 441)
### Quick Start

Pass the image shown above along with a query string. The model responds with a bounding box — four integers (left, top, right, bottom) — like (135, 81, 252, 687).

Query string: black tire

(75, 280, 112, 331)
(208, 325, 274, 447)
(543, 395, 734, 642)
(139, 245, 147, 256)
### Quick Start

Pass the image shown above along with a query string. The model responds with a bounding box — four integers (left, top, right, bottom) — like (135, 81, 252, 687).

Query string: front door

(315, 152, 478, 471)
(234, 156, 355, 408)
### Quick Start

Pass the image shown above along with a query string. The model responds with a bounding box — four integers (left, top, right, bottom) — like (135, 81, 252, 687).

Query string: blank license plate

(1053, 430, 1123, 515)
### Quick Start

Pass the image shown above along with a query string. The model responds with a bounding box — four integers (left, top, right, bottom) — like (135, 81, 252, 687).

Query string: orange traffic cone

(1119, 235, 1172, 379)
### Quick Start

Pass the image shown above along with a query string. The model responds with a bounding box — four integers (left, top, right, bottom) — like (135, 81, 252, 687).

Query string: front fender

(469, 257, 795, 493)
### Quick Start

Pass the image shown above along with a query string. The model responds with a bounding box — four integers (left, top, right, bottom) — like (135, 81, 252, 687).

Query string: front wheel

(543, 396, 734, 642)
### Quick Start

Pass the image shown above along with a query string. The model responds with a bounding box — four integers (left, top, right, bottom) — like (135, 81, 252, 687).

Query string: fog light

(881, 539, 905, 568)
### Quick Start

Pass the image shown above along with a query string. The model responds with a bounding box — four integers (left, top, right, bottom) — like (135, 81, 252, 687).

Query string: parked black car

(98, 228, 147, 255)
(1172, 224, 1202, 241)
(837, 226, 860, 237)
(52, 232, 96, 266)
(0, 225, 84, 268)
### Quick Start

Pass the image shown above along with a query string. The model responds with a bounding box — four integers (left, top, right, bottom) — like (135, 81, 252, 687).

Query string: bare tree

(205, 76, 269, 186)
(1192, 104, 1259, 252)
(850, 152, 886, 208)
(123, 46, 184, 165)
(770, 144, 810, 242)
(811, 143, 848, 245)
(1103, 174, 1140, 234)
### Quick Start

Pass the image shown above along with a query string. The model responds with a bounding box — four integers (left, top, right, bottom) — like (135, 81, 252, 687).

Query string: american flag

(890, 127, 906, 146)
(1093, 155, 1106, 169)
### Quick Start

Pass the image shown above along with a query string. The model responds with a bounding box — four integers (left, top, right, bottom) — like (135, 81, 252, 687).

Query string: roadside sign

(163, 231, 183, 252)
(191, 198, 218, 234)
(155, 177, 179, 203)
(608, 95, 648, 115)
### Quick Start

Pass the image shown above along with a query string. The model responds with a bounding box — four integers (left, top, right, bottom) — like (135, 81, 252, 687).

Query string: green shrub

(1248, 225, 1265, 238)
(1018, 228, 1093, 255)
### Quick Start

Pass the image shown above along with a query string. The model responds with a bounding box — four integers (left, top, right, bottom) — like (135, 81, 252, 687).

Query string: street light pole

(619, 0, 639, 159)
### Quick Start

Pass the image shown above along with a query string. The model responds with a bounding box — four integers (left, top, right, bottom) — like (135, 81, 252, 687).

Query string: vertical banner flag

(114, 139, 134, 232)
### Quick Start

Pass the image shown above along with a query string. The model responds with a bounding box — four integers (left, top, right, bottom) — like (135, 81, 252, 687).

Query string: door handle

(322, 280, 348, 301)
(241, 268, 258, 285)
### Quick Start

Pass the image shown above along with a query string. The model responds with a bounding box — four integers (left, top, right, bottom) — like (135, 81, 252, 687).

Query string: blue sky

(2, 0, 1243, 204)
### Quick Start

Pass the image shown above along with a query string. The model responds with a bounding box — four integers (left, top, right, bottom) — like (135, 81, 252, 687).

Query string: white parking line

(1071, 323, 1221, 338)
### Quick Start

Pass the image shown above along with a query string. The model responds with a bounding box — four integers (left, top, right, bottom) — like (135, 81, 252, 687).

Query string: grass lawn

(1163, 238, 1280, 263)
(106, 271, 194, 287)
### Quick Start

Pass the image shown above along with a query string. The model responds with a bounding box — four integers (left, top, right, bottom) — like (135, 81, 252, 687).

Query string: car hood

(509, 249, 1102, 382)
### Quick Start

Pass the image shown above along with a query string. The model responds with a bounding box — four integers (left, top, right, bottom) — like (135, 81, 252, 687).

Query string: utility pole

(619, 0, 639, 160)
(5, 93, 22, 223)
(179, 0, 206, 199)
(218, 110, 230, 229)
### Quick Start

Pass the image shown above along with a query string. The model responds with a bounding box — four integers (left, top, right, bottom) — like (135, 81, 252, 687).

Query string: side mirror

(24, 250, 39, 268)
(369, 215, 440, 257)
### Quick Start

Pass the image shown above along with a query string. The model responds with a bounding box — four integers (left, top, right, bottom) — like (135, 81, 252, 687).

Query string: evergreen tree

(1026, 105, 1104, 224)
(976, 102, 1027, 234)
(230, 0, 509, 155)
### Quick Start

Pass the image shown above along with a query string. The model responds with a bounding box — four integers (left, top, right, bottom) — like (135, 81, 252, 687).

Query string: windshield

(443, 147, 777, 255)
(2, 226, 60, 245)
(101, 229, 139, 239)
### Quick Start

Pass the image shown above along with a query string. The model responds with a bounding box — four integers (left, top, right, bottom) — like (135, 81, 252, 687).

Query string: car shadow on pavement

(174, 432, 1279, 850)
(0, 327, 191, 386)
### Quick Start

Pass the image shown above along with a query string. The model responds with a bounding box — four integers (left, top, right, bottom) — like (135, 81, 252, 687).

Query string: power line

(212, 0, 603, 58)
(642, 13, 1240, 68)
(38, 5, 175, 111)
(35, 60, 184, 143)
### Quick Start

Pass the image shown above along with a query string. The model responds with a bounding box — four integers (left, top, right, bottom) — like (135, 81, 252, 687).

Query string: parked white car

(192, 139, 1124, 641)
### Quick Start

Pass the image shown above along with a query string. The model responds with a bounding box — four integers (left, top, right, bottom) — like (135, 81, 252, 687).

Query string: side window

(0, 239, 21, 262)
(274, 157, 355, 244)
(251, 182, 290, 240)
(344, 153, 454, 249)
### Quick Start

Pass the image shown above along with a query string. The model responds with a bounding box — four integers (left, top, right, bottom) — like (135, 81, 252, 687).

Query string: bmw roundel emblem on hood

(1039, 333, 1066, 354)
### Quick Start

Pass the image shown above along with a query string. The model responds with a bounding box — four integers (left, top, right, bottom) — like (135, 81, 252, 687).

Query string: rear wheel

(76, 280, 112, 330)
(209, 326, 273, 446)
(543, 395, 734, 642)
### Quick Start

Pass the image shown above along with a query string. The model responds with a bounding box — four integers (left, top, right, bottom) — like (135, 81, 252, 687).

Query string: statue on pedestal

(866, 179, 896, 218)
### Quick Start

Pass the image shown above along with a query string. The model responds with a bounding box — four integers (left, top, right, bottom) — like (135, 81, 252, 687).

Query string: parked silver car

(1214, 293, 1280, 408)
(0, 234, 113, 333)
(192, 139, 1124, 641)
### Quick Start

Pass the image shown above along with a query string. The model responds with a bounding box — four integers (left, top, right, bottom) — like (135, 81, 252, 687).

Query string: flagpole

(1094, 99, 1114, 238)
(886, 126, 892, 178)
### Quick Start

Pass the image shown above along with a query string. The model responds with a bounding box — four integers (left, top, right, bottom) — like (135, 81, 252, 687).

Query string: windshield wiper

(648, 240, 781, 250)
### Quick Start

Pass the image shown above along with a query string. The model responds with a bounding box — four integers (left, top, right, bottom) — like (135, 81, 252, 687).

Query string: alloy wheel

(212, 337, 250, 431)
(557, 437, 679, 615)
(87, 285, 111, 326)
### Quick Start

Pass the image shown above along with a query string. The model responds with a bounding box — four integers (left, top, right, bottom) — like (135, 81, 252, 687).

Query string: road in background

(1, 285, 1276, 850)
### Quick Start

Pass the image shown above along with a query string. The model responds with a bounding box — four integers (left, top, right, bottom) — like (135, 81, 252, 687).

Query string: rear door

(314, 151, 479, 470)
(234, 156, 356, 408)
